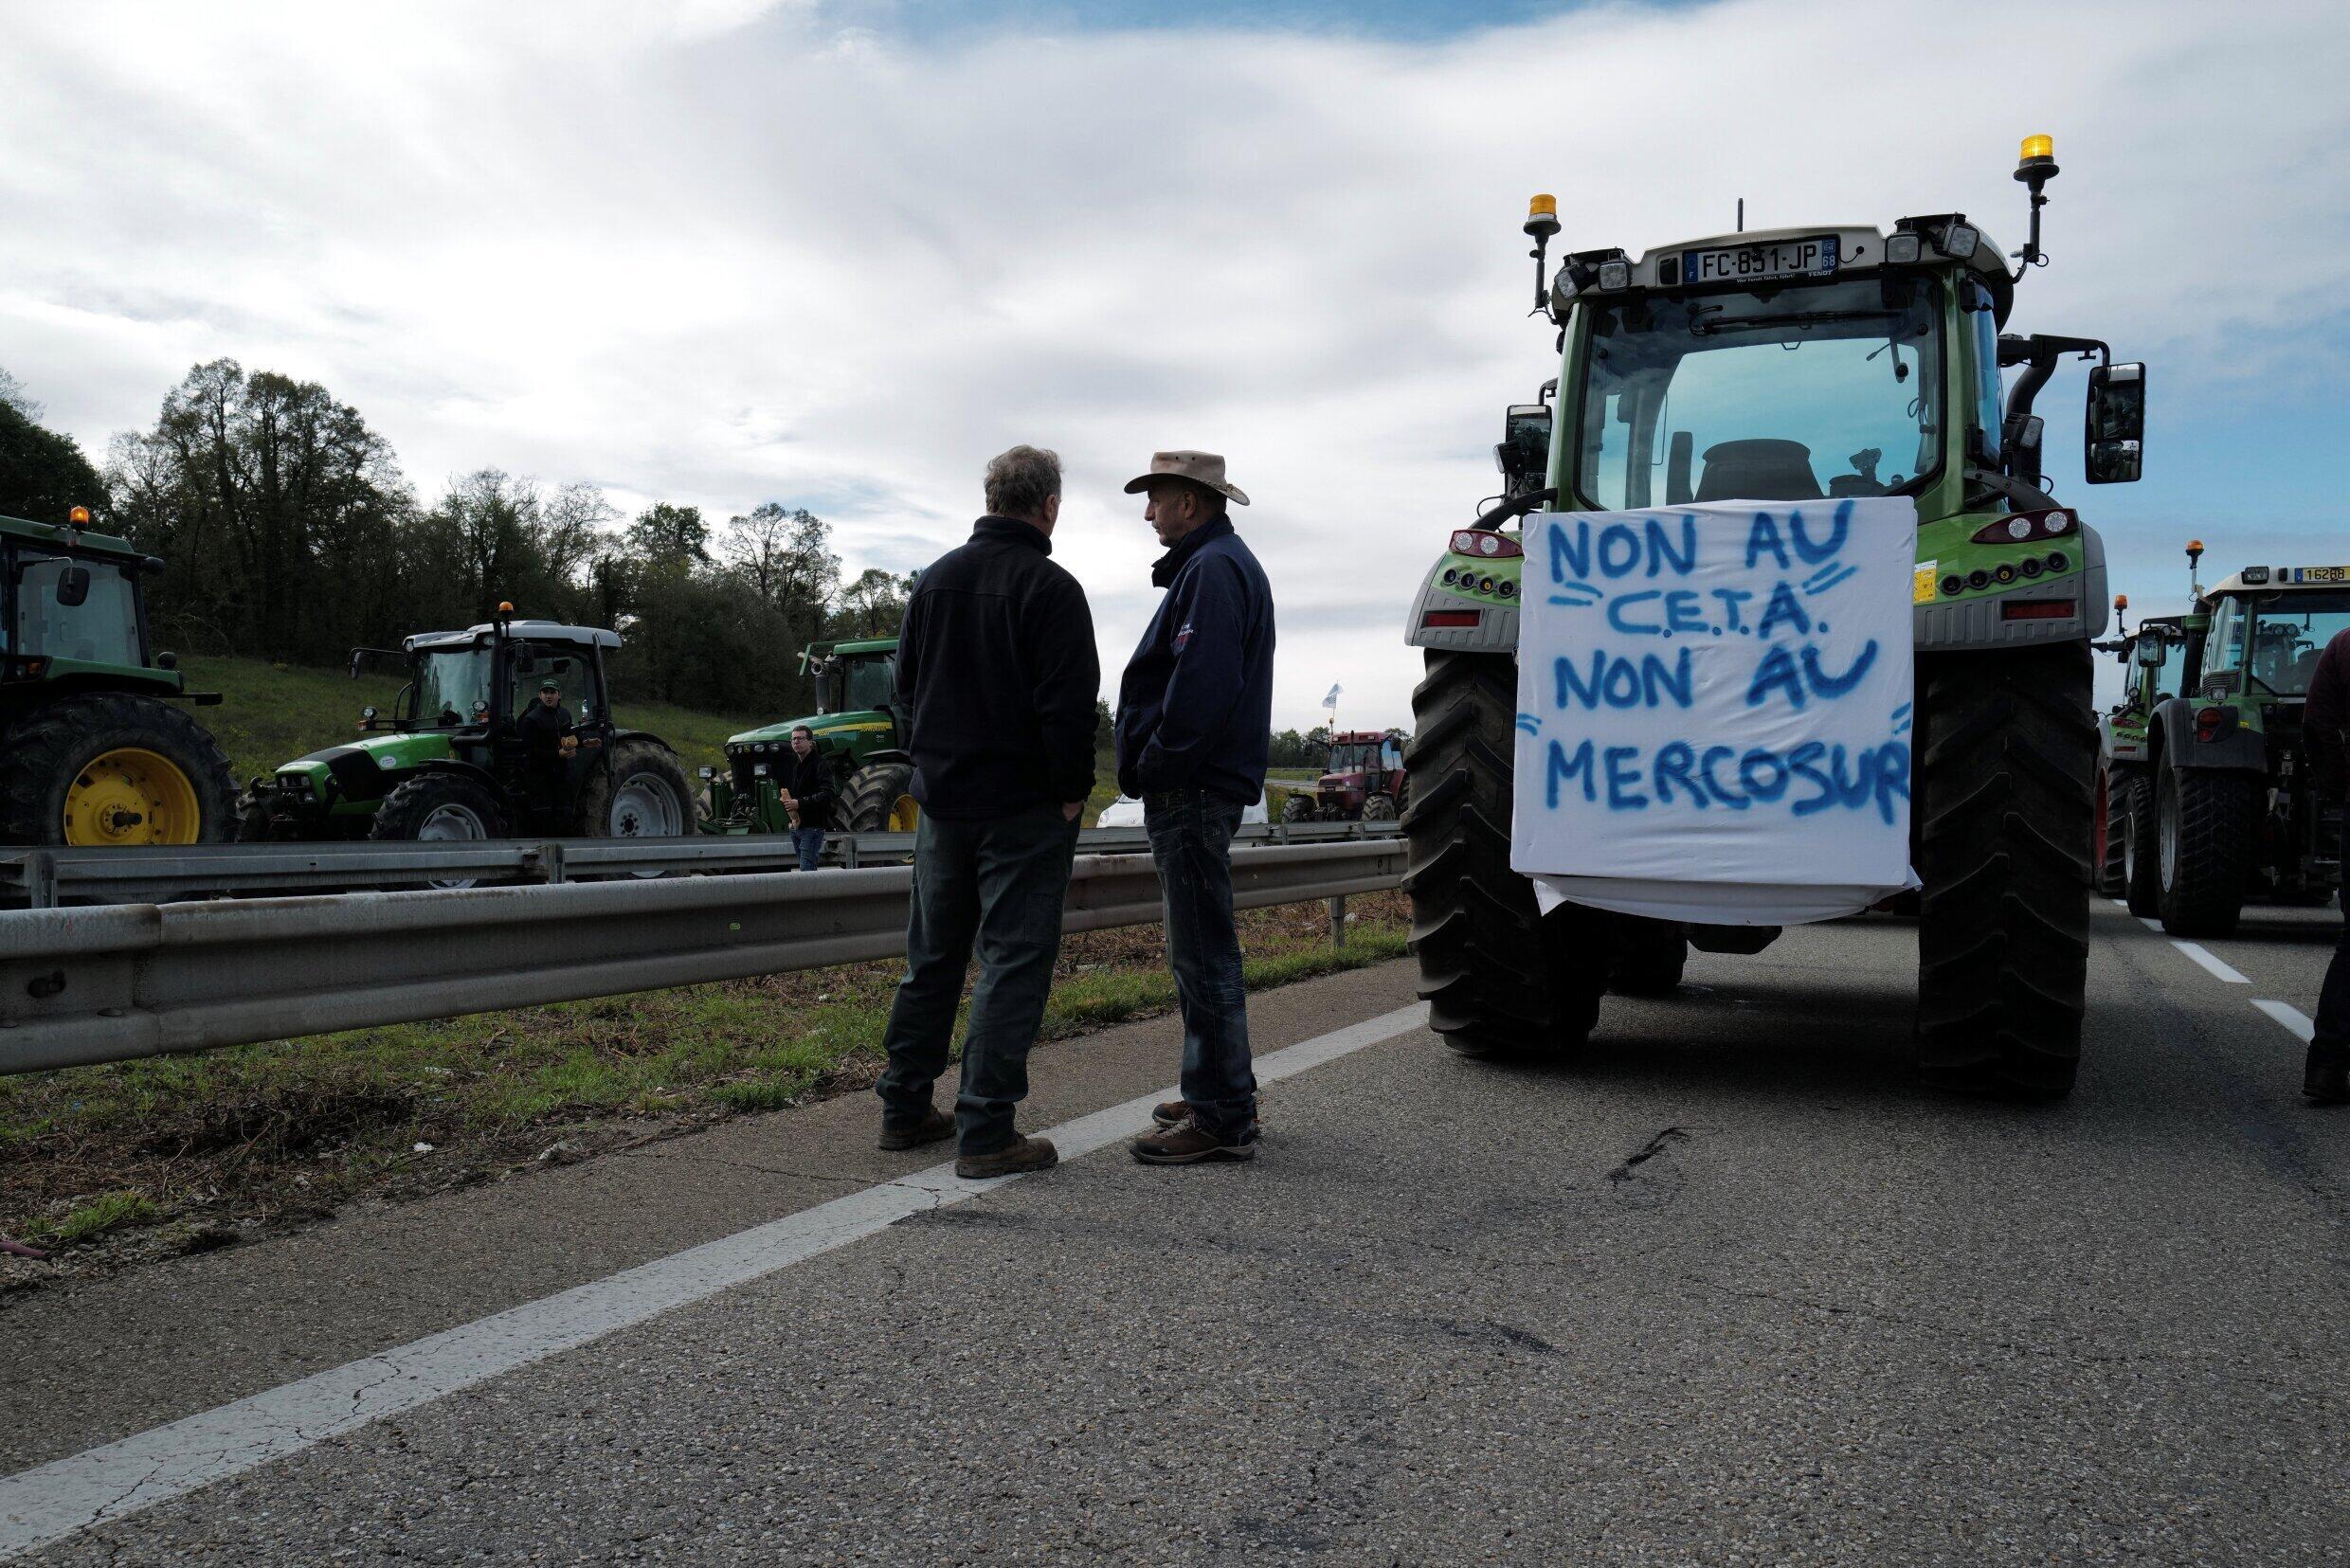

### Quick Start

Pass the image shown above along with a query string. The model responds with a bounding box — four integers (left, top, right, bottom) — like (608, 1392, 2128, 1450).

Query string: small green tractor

(1402, 137, 2145, 1096)
(2095, 597, 2194, 906)
(240, 609, 695, 846)
(699, 637, 920, 834)
(2104, 547, 2347, 935)
(0, 505, 237, 846)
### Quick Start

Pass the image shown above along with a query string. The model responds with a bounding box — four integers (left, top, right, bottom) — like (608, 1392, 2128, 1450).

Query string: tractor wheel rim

(887, 793, 920, 832)
(418, 802, 488, 840)
(63, 748, 202, 847)
(611, 772, 681, 837)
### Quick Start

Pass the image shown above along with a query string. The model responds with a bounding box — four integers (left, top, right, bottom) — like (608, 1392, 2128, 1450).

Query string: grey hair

(984, 444, 1062, 521)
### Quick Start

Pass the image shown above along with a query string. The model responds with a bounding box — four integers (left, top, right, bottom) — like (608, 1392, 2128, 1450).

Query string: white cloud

(3, 0, 2343, 726)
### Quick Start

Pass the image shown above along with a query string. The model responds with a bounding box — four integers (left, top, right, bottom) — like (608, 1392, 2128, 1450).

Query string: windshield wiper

(1691, 309, 1903, 337)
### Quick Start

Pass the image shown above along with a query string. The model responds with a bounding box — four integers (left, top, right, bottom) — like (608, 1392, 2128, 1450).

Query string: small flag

(1322, 683, 1343, 710)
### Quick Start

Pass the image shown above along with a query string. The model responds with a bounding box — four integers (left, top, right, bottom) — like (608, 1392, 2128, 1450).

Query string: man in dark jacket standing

(1115, 451, 1275, 1164)
(2302, 625, 2350, 1103)
(875, 445, 1098, 1178)
(779, 725, 835, 871)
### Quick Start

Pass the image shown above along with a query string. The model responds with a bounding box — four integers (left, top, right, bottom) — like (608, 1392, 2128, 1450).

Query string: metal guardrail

(0, 820, 1400, 910)
(0, 838, 1406, 1075)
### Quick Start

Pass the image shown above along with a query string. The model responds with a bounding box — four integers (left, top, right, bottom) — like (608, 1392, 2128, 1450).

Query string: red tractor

(1285, 729, 1407, 823)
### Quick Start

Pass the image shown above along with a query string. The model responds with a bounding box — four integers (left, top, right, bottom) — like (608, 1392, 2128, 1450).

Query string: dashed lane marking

(0, 1004, 1433, 1559)
(2253, 1000, 2316, 1043)
(2171, 941, 2250, 984)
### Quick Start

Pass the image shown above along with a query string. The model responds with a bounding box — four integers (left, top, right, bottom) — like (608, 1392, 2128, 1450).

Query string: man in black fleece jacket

(875, 445, 1099, 1179)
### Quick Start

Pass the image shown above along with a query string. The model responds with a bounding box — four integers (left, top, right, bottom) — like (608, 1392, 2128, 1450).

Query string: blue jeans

(876, 805, 1082, 1155)
(1144, 787, 1256, 1136)
(791, 828, 825, 872)
(2314, 814, 2350, 1063)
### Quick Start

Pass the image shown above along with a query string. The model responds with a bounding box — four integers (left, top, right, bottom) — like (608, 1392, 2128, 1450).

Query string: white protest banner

(1509, 497, 1918, 925)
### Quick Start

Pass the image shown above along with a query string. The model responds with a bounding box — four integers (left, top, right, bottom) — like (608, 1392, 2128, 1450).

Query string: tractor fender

(2151, 698, 2266, 773)
(611, 729, 681, 758)
(856, 748, 913, 767)
(401, 757, 504, 792)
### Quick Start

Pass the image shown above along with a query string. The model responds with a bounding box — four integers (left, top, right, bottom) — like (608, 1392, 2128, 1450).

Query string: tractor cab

(2, 508, 172, 693)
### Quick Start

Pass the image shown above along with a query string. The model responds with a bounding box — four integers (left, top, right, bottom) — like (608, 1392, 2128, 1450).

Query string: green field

(182, 654, 784, 781)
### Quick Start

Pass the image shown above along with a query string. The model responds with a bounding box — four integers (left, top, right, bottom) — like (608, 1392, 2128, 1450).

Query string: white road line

(2170, 941, 2251, 984)
(2138, 916, 2164, 933)
(2253, 1000, 2316, 1043)
(0, 1002, 1431, 1559)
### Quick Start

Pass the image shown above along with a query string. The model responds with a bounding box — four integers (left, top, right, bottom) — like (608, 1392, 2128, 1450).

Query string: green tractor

(1402, 137, 2145, 1096)
(700, 636, 920, 834)
(240, 609, 695, 847)
(0, 505, 237, 846)
(2095, 589, 2197, 908)
(2116, 547, 2348, 936)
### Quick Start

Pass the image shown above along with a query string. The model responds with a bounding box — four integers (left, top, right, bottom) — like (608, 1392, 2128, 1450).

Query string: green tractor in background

(2112, 546, 2348, 936)
(700, 637, 920, 834)
(0, 505, 238, 846)
(240, 608, 695, 847)
(1401, 137, 2146, 1097)
(2095, 586, 2197, 909)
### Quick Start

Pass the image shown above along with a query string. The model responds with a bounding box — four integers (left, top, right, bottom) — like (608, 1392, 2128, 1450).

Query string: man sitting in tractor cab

(515, 677, 576, 827)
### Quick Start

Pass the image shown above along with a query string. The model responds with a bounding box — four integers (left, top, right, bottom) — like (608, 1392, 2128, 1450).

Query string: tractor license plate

(2292, 566, 2349, 583)
(1684, 236, 1838, 285)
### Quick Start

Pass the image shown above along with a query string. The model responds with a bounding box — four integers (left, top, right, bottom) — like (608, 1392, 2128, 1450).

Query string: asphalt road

(4, 897, 2345, 1564)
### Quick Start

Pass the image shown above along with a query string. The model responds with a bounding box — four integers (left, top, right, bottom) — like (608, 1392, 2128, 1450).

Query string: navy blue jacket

(1115, 515, 1275, 804)
(898, 517, 1099, 820)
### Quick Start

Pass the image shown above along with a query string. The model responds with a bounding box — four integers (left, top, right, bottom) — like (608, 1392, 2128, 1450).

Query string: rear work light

(1422, 609, 1482, 628)
(1973, 508, 2075, 545)
(2001, 600, 2074, 622)
(1451, 530, 1523, 558)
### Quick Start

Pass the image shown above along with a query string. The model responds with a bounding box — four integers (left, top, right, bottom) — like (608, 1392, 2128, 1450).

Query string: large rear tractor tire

(0, 693, 237, 847)
(2121, 769, 2160, 916)
(2155, 763, 2258, 937)
(1607, 915, 1689, 998)
(579, 738, 695, 840)
(1401, 650, 1605, 1059)
(836, 760, 920, 833)
(2095, 767, 2125, 896)
(1915, 641, 2094, 1098)
(1280, 793, 1314, 825)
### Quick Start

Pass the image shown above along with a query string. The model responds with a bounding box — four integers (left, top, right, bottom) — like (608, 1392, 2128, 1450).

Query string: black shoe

(1131, 1118, 1259, 1165)
(955, 1134, 1058, 1180)
(878, 1108, 955, 1151)
(2304, 1051, 2349, 1105)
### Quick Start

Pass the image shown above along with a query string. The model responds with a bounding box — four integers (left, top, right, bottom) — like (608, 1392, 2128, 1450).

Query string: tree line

(0, 360, 910, 718)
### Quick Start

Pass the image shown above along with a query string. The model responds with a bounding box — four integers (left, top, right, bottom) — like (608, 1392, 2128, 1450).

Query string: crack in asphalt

(1608, 1126, 1689, 1182)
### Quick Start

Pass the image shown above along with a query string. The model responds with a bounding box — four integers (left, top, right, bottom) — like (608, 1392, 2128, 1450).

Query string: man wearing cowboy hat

(1114, 451, 1276, 1165)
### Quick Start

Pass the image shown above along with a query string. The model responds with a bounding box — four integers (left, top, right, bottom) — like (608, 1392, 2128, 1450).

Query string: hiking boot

(878, 1108, 955, 1151)
(1131, 1117, 1258, 1165)
(2305, 1049, 2349, 1105)
(1151, 1098, 1190, 1128)
(955, 1134, 1058, 1180)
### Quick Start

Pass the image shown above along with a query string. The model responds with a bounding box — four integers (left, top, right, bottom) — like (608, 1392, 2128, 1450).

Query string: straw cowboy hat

(1121, 450, 1250, 507)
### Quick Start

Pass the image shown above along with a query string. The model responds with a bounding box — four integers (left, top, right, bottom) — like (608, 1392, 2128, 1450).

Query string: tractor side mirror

(154, 650, 179, 671)
(55, 565, 90, 608)
(2135, 634, 2169, 668)
(2085, 362, 2144, 484)
(514, 650, 537, 675)
(1494, 404, 1552, 498)
(2011, 415, 2045, 488)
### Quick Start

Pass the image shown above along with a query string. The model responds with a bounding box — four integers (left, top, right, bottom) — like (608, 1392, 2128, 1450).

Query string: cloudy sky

(5, 0, 2345, 725)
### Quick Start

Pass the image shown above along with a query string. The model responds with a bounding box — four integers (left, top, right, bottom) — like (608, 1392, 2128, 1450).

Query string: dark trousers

(876, 804, 1081, 1155)
(1144, 787, 1256, 1136)
(2315, 815, 2350, 1063)
(791, 827, 825, 872)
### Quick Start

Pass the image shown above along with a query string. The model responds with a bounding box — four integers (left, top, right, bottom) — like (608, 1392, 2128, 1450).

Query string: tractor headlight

(1596, 260, 1631, 291)
(1938, 222, 1979, 260)
(698, 766, 715, 780)
(1885, 233, 1923, 265)
(375, 753, 398, 769)
(753, 764, 769, 778)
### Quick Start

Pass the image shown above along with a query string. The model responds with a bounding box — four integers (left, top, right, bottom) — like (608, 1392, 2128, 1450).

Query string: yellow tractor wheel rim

(887, 793, 921, 832)
(63, 748, 204, 847)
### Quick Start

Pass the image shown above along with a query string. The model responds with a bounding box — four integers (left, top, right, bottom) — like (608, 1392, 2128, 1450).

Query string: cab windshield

(2217, 591, 2350, 696)
(12, 554, 143, 665)
(1327, 744, 1372, 774)
(412, 647, 495, 728)
(1574, 276, 1944, 510)
(824, 653, 896, 714)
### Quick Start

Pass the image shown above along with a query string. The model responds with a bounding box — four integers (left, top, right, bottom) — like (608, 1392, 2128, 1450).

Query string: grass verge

(0, 892, 1408, 1292)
